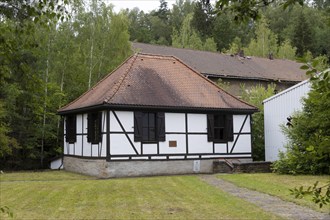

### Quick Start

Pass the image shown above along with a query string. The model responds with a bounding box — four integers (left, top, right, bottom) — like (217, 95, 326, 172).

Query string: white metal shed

(263, 79, 310, 161)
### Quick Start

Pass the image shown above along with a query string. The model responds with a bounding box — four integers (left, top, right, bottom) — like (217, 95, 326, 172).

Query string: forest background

(0, 0, 329, 169)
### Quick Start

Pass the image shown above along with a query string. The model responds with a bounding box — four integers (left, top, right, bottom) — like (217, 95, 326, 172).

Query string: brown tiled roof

(132, 42, 307, 82)
(59, 53, 257, 113)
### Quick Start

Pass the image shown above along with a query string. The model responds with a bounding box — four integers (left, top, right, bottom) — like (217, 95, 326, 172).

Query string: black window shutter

(134, 112, 143, 142)
(207, 114, 214, 142)
(65, 116, 70, 142)
(157, 112, 165, 142)
(97, 111, 102, 142)
(66, 115, 76, 143)
(226, 114, 234, 142)
(71, 115, 77, 143)
(87, 113, 92, 142)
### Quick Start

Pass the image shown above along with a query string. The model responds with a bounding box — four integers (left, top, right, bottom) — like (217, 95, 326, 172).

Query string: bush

(240, 84, 275, 161)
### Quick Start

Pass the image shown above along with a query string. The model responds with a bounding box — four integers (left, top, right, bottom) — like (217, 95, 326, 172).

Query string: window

(142, 112, 156, 141)
(207, 114, 233, 142)
(134, 112, 165, 142)
(87, 112, 102, 144)
(66, 115, 76, 143)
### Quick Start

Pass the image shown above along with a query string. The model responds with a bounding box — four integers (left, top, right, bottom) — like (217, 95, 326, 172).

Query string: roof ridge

(132, 42, 301, 64)
(132, 42, 226, 56)
(171, 55, 258, 110)
(104, 53, 139, 103)
(137, 52, 176, 59)
(58, 54, 134, 112)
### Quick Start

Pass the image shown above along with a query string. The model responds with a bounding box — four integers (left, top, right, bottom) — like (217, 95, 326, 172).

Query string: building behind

(132, 42, 307, 96)
(263, 79, 310, 161)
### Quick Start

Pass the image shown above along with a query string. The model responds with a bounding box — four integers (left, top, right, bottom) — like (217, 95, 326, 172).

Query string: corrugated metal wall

(263, 80, 311, 161)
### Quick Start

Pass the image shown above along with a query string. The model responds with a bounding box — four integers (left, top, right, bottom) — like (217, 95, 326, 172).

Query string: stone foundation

(64, 156, 214, 178)
(232, 161, 272, 173)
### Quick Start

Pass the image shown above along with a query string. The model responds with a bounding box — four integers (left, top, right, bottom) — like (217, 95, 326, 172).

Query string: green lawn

(0, 171, 281, 220)
(217, 173, 330, 212)
(0, 170, 94, 182)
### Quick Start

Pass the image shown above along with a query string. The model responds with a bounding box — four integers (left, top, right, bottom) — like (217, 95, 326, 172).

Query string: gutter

(204, 73, 303, 84)
(58, 103, 258, 116)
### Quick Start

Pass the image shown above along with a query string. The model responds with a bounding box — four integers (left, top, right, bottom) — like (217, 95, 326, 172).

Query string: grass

(0, 171, 282, 220)
(0, 170, 94, 181)
(217, 173, 330, 213)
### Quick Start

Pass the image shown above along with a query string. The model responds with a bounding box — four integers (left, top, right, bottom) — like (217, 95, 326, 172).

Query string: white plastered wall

(64, 111, 252, 159)
(64, 111, 107, 157)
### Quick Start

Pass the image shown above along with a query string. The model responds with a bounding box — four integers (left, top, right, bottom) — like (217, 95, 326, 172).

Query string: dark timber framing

(106, 110, 110, 161)
(230, 115, 248, 153)
(112, 110, 139, 155)
(185, 113, 188, 154)
(63, 110, 252, 161)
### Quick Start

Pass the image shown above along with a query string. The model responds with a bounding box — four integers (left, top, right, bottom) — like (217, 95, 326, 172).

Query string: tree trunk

(41, 37, 51, 168)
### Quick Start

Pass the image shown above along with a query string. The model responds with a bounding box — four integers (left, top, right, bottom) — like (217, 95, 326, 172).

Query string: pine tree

(293, 12, 313, 57)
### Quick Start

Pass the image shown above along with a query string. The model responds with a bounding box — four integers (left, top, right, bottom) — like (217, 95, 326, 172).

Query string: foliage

(172, 13, 217, 51)
(214, 0, 305, 22)
(216, 79, 230, 91)
(240, 84, 276, 161)
(293, 11, 313, 57)
(0, 0, 69, 24)
(227, 37, 242, 54)
(290, 181, 330, 208)
(191, 0, 214, 39)
(277, 39, 297, 60)
(245, 16, 278, 58)
(125, 0, 329, 60)
(169, 0, 195, 32)
(203, 38, 217, 52)
(0, 1, 131, 169)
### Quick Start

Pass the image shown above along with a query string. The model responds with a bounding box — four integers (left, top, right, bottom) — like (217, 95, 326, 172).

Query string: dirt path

(199, 174, 330, 220)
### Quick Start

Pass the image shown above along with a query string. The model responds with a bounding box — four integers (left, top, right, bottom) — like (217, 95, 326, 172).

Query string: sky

(106, 0, 177, 13)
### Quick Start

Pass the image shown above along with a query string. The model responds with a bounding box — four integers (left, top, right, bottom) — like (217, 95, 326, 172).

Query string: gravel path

(199, 174, 330, 220)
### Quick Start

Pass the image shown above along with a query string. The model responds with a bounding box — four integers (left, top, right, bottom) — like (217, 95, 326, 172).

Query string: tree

(245, 16, 278, 58)
(172, 13, 203, 50)
(172, 13, 217, 52)
(191, 0, 214, 39)
(127, 8, 152, 43)
(293, 11, 313, 57)
(0, 1, 132, 169)
(170, 0, 194, 32)
(212, 13, 237, 52)
(240, 84, 276, 161)
(154, 0, 170, 22)
(203, 38, 217, 52)
(227, 37, 242, 54)
(214, 0, 305, 22)
(150, 0, 172, 45)
(277, 39, 297, 60)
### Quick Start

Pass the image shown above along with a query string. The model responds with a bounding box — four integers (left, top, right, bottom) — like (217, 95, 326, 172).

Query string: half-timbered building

(58, 53, 257, 177)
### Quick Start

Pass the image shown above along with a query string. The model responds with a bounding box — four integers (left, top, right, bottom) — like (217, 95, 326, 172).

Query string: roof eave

(57, 103, 258, 115)
(204, 73, 303, 83)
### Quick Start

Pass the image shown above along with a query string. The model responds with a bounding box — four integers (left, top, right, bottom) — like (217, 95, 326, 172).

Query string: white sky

(105, 0, 177, 13)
